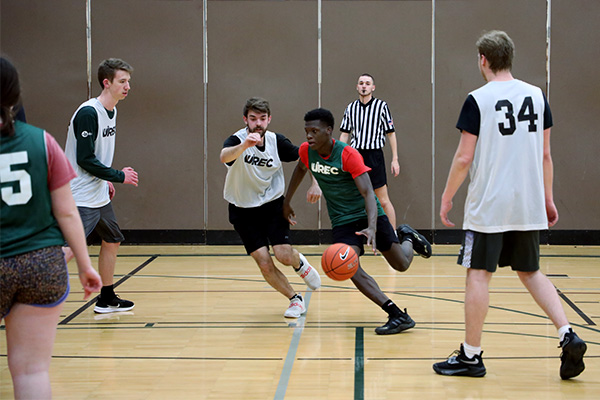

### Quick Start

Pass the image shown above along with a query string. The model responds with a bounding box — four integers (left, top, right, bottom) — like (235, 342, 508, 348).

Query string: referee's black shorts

(357, 148, 386, 189)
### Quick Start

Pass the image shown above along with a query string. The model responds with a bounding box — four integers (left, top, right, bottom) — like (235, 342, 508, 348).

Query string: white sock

(463, 342, 482, 359)
(558, 325, 572, 342)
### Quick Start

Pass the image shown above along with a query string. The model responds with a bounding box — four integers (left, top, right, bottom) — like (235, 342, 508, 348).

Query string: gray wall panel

(92, 0, 205, 229)
(549, 0, 600, 229)
(207, 1, 318, 230)
(435, 0, 548, 229)
(2, 0, 599, 240)
(322, 1, 432, 230)
(1, 0, 87, 137)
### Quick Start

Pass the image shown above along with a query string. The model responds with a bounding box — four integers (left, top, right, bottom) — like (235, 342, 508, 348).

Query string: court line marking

(354, 327, 364, 400)
(556, 287, 596, 325)
(274, 290, 312, 400)
(59, 255, 157, 325)
(89, 252, 600, 259)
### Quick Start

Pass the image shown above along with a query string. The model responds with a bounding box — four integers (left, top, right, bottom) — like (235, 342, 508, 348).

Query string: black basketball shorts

(331, 215, 399, 256)
(228, 196, 292, 255)
(458, 230, 540, 273)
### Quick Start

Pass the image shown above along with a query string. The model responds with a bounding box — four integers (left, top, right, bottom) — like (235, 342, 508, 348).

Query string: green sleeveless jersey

(1, 122, 65, 257)
(300, 140, 384, 227)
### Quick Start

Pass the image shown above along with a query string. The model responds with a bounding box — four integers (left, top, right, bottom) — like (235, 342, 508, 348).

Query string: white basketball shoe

(284, 295, 306, 318)
(296, 253, 321, 290)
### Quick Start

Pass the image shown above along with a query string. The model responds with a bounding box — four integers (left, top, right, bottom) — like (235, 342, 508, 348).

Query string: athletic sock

(101, 285, 116, 300)
(289, 293, 303, 301)
(381, 300, 401, 318)
(463, 342, 482, 359)
(558, 324, 572, 342)
(293, 258, 303, 272)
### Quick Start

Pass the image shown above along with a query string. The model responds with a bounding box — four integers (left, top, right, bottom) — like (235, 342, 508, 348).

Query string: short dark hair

(358, 73, 374, 83)
(243, 97, 271, 117)
(1, 56, 21, 137)
(304, 108, 334, 128)
(98, 58, 133, 89)
(476, 30, 514, 73)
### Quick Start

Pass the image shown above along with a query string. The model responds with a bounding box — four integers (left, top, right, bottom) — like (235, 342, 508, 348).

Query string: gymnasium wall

(2, 0, 599, 244)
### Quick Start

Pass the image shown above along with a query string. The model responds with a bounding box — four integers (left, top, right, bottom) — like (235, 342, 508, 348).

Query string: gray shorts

(0, 246, 70, 318)
(78, 203, 125, 243)
(458, 230, 540, 273)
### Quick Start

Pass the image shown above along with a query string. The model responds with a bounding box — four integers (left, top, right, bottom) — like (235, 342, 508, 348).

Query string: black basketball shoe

(375, 308, 415, 335)
(94, 294, 135, 314)
(560, 329, 587, 380)
(433, 344, 486, 377)
(397, 224, 432, 258)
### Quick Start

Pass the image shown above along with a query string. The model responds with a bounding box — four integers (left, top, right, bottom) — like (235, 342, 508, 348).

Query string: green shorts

(457, 230, 540, 273)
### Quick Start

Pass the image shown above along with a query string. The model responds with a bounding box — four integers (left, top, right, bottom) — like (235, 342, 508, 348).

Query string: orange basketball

(321, 243, 359, 281)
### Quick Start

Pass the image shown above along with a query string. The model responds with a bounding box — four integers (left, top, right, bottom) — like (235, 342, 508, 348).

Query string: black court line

(379, 287, 600, 332)
(92, 251, 600, 259)
(58, 255, 157, 325)
(354, 327, 364, 400)
(369, 355, 600, 361)
(556, 287, 596, 325)
(50, 354, 281, 361)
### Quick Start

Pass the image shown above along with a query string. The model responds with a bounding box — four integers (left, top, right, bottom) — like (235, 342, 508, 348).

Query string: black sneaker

(397, 224, 432, 258)
(375, 308, 415, 335)
(559, 329, 586, 380)
(433, 344, 486, 377)
(94, 295, 135, 314)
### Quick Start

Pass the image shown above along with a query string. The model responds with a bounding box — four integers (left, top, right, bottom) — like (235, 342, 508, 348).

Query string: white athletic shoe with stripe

(284, 295, 306, 318)
(296, 253, 321, 290)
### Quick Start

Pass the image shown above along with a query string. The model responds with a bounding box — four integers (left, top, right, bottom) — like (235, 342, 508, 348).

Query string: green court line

(355, 327, 364, 400)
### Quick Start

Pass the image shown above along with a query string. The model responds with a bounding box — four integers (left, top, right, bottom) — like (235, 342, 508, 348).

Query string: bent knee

(390, 261, 409, 273)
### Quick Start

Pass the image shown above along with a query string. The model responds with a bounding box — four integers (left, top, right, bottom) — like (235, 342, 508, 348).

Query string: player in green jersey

(283, 108, 431, 335)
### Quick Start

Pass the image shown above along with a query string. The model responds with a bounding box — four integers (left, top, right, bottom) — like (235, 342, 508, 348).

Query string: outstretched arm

(283, 161, 309, 225)
(220, 132, 261, 164)
(354, 172, 378, 253)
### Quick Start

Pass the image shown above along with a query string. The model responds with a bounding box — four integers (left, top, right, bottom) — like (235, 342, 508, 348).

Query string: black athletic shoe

(433, 344, 486, 377)
(94, 295, 135, 314)
(559, 329, 586, 380)
(375, 308, 415, 335)
(397, 224, 432, 258)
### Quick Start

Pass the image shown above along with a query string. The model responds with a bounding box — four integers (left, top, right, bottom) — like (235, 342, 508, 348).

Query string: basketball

(321, 243, 359, 281)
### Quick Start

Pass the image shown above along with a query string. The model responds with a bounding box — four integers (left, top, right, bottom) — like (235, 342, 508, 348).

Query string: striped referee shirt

(340, 97, 395, 150)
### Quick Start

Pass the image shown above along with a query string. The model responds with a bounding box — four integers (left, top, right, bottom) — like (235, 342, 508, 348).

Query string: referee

(340, 73, 399, 227)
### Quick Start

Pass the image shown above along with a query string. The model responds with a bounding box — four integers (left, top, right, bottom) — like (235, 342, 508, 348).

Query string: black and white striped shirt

(340, 97, 395, 150)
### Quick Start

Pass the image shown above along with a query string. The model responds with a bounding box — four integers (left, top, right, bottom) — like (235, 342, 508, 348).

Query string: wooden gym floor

(1, 244, 599, 399)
